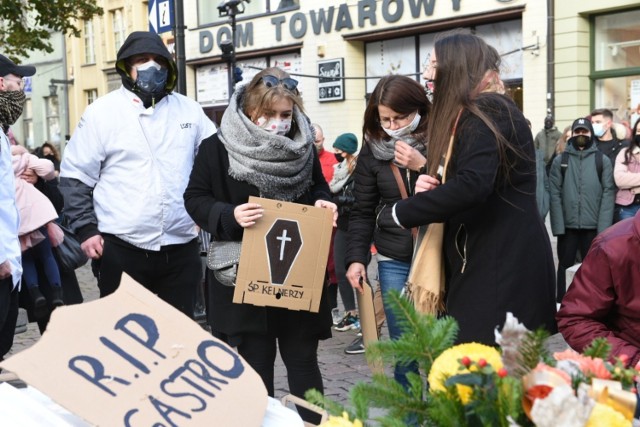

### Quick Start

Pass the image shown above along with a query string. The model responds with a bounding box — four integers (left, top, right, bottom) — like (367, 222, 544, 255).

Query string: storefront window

(365, 20, 523, 109)
(594, 10, 640, 72)
(595, 75, 640, 124)
(592, 9, 640, 122)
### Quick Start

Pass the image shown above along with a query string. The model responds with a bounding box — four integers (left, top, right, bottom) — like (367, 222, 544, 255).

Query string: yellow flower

(586, 403, 630, 427)
(319, 411, 364, 427)
(428, 342, 503, 404)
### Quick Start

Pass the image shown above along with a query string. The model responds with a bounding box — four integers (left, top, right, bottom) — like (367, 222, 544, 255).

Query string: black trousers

(98, 236, 201, 318)
(237, 329, 323, 424)
(556, 228, 597, 302)
(0, 278, 19, 360)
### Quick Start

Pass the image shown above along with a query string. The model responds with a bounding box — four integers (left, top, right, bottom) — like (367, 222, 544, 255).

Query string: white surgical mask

(592, 122, 606, 138)
(256, 116, 292, 136)
(382, 112, 421, 139)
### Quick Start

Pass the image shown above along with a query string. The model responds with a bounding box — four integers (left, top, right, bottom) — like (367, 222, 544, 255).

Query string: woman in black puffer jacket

(344, 74, 429, 390)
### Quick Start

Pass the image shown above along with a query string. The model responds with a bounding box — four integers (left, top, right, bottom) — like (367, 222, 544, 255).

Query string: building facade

(555, 0, 640, 131)
(10, 32, 71, 152)
(186, 0, 549, 144)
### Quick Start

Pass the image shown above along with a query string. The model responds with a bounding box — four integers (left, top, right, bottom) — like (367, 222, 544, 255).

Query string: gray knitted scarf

(368, 134, 427, 162)
(0, 90, 25, 132)
(218, 85, 314, 201)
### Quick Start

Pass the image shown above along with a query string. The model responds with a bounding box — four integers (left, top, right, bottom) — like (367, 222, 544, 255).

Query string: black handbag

(53, 223, 89, 271)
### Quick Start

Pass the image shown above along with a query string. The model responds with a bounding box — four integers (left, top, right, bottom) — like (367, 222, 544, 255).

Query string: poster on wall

(236, 57, 269, 90)
(317, 58, 344, 102)
(196, 63, 230, 106)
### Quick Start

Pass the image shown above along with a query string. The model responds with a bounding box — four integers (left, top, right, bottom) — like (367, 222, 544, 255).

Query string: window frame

(589, 8, 640, 111)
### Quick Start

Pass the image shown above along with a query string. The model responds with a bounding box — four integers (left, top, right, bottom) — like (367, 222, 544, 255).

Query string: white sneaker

(331, 308, 342, 326)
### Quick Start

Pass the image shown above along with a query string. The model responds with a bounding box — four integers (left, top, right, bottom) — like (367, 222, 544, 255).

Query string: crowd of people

(1, 28, 639, 422)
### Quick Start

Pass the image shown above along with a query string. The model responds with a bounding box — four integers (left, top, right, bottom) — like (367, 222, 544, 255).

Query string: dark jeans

(0, 278, 19, 359)
(333, 229, 356, 312)
(98, 236, 201, 318)
(237, 330, 323, 424)
(556, 229, 597, 302)
(22, 232, 61, 289)
(378, 259, 419, 390)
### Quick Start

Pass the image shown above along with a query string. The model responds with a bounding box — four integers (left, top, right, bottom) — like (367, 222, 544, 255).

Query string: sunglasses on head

(261, 75, 298, 91)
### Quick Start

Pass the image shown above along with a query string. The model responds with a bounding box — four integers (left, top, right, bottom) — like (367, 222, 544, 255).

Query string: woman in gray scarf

(184, 67, 336, 424)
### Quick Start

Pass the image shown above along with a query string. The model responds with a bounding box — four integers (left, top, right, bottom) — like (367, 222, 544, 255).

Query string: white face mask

(256, 116, 292, 136)
(592, 122, 606, 138)
(382, 112, 421, 139)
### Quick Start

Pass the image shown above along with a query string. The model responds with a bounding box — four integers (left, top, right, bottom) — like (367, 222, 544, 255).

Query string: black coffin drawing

(265, 219, 303, 285)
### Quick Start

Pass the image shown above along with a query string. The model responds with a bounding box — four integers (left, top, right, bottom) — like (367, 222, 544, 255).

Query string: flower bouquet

(306, 291, 639, 427)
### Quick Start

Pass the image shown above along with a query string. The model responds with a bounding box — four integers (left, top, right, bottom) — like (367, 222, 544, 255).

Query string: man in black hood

(60, 31, 216, 317)
(115, 31, 178, 108)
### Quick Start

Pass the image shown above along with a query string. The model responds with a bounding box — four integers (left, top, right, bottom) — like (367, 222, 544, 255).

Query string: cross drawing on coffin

(266, 220, 302, 285)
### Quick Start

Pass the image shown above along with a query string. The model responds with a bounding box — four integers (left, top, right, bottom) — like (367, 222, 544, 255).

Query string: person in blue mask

(60, 31, 216, 316)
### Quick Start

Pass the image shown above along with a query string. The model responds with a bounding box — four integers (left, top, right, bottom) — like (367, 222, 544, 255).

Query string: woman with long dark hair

(184, 67, 336, 424)
(614, 118, 640, 220)
(386, 32, 557, 344)
(345, 74, 428, 388)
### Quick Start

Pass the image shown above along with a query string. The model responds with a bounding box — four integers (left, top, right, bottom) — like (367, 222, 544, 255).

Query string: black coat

(391, 95, 557, 344)
(345, 143, 416, 267)
(184, 133, 332, 341)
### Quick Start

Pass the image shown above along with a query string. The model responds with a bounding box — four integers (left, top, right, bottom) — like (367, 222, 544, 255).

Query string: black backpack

(560, 150, 604, 185)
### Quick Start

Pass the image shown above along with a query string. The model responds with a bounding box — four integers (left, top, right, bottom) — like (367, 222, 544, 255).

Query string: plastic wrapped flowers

(306, 292, 639, 427)
(426, 314, 639, 426)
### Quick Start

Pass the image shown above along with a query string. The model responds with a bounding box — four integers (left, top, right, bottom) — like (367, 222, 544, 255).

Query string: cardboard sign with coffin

(0, 275, 268, 426)
(233, 196, 333, 313)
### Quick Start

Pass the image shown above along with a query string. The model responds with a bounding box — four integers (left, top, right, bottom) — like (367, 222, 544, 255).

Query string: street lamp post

(49, 78, 74, 153)
(217, 0, 247, 100)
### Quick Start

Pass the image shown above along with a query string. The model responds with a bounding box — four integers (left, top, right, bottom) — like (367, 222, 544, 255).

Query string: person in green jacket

(535, 115, 562, 164)
(549, 117, 615, 303)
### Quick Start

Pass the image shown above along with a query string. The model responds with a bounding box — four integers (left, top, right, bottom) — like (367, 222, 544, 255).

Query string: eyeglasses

(3, 76, 25, 89)
(261, 75, 298, 91)
(378, 112, 415, 129)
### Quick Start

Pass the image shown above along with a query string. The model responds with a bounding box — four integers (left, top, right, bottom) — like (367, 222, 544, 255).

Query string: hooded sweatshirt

(115, 31, 178, 108)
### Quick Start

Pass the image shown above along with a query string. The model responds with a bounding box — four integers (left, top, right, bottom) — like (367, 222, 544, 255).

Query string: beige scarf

(404, 110, 462, 315)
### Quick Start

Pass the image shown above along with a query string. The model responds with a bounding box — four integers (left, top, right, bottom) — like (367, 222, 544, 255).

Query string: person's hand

(415, 174, 440, 193)
(81, 235, 104, 259)
(314, 199, 338, 227)
(346, 262, 366, 294)
(0, 260, 11, 280)
(234, 202, 264, 228)
(20, 168, 38, 185)
(394, 140, 427, 172)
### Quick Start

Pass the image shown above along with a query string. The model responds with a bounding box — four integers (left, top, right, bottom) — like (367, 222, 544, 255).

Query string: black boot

(28, 286, 48, 319)
(50, 286, 64, 308)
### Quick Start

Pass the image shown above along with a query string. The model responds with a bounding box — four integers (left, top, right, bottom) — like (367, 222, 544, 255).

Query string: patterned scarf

(0, 90, 25, 132)
(368, 134, 427, 162)
(218, 85, 314, 202)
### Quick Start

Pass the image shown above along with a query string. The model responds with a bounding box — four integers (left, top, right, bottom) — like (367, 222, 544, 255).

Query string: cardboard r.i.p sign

(0, 275, 268, 426)
(233, 196, 334, 313)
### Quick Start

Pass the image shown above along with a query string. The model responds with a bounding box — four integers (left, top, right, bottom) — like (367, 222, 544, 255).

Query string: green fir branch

(512, 329, 552, 377)
(581, 337, 611, 360)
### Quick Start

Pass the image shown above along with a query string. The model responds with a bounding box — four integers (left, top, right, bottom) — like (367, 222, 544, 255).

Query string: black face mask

(334, 153, 344, 163)
(573, 135, 590, 148)
(635, 134, 640, 146)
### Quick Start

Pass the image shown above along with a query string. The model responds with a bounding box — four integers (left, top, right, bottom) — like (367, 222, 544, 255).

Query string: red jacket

(318, 149, 337, 184)
(557, 212, 640, 366)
